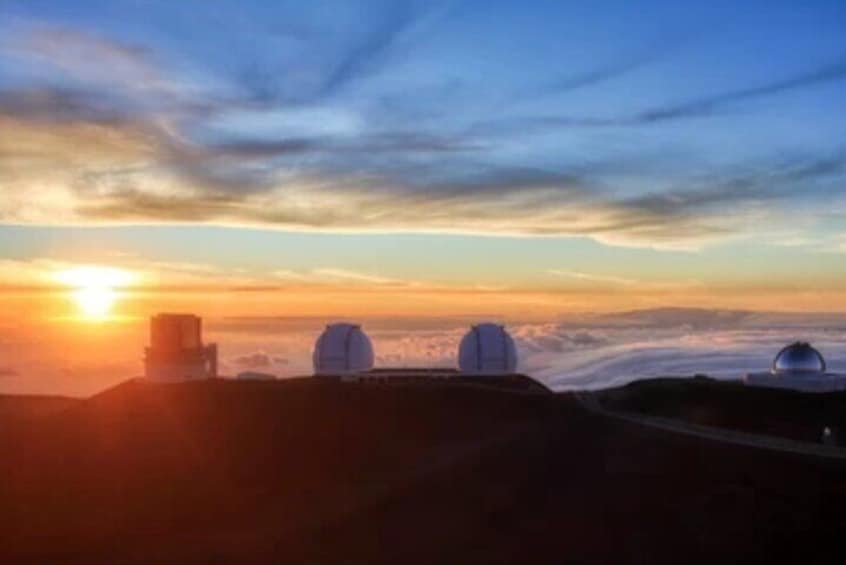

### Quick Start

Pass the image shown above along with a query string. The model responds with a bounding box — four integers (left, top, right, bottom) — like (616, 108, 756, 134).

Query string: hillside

(0, 394, 79, 421)
(597, 377, 846, 442)
(1, 377, 846, 564)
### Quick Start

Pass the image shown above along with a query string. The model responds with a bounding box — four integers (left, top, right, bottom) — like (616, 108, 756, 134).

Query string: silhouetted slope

(290, 393, 846, 565)
(1, 378, 846, 564)
(0, 394, 78, 421)
(1, 378, 548, 562)
(599, 377, 846, 442)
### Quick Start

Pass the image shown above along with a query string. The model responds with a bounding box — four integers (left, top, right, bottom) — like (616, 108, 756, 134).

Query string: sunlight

(54, 266, 136, 321)
(72, 286, 118, 318)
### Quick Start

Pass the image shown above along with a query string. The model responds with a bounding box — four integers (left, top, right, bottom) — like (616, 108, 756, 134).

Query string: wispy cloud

(311, 268, 407, 285)
(318, 4, 419, 98)
(634, 58, 846, 123)
(0, 258, 79, 287)
(480, 58, 846, 131)
(548, 270, 639, 286)
(1, 11, 845, 252)
(5, 24, 163, 87)
(514, 31, 697, 102)
(272, 268, 398, 285)
(2, 99, 842, 250)
(235, 1, 425, 105)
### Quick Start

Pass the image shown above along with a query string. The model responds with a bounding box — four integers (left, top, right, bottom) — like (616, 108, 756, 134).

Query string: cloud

(633, 59, 846, 124)
(6, 24, 162, 87)
(515, 32, 695, 101)
(0, 87, 132, 124)
(535, 333, 846, 391)
(195, 131, 478, 160)
(311, 268, 408, 286)
(1, 18, 845, 251)
(1, 309, 845, 395)
(515, 325, 609, 354)
(270, 268, 420, 287)
(548, 270, 639, 286)
(480, 58, 846, 131)
(234, 2, 423, 105)
(527, 58, 652, 98)
(271, 270, 313, 282)
(55, 164, 733, 249)
(0, 258, 81, 287)
(231, 352, 289, 369)
(510, 310, 846, 390)
(271, 267, 407, 285)
(1, 101, 841, 250)
(0, 23, 198, 124)
(0, 255, 275, 293)
(317, 4, 418, 98)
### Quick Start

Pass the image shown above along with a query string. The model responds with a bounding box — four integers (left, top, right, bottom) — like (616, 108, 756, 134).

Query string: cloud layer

(1, 3, 845, 250)
(3, 308, 845, 396)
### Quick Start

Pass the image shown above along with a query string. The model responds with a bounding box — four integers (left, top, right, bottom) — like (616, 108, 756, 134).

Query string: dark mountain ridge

(2, 377, 846, 564)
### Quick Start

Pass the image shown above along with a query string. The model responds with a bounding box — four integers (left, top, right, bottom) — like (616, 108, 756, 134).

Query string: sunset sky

(1, 1, 846, 394)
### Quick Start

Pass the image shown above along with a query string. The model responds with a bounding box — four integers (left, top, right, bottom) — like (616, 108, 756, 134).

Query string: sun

(54, 266, 136, 320)
(72, 286, 118, 318)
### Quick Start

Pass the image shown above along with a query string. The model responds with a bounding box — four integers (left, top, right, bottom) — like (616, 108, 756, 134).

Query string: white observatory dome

(772, 342, 826, 374)
(313, 323, 374, 375)
(458, 323, 518, 374)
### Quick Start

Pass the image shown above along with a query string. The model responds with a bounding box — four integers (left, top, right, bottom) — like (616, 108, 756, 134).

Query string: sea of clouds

(208, 309, 846, 392)
(2, 309, 845, 396)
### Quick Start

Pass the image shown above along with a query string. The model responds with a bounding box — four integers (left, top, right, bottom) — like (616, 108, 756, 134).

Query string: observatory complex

(745, 342, 846, 392)
(144, 314, 218, 381)
(312, 322, 519, 380)
(308, 321, 543, 390)
(138, 315, 540, 389)
(137, 315, 839, 396)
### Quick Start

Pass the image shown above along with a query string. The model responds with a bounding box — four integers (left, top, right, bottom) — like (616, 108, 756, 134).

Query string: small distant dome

(313, 323, 374, 375)
(458, 323, 518, 374)
(772, 342, 826, 374)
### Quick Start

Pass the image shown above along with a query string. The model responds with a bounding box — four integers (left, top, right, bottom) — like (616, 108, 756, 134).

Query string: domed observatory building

(774, 342, 827, 374)
(458, 323, 518, 374)
(312, 323, 374, 379)
(745, 342, 846, 392)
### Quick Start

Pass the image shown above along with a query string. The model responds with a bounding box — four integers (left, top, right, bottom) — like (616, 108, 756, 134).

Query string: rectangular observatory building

(144, 313, 218, 381)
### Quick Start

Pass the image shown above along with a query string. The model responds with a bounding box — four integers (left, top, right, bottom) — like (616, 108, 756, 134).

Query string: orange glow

(53, 266, 137, 321)
(72, 286, 118, 319)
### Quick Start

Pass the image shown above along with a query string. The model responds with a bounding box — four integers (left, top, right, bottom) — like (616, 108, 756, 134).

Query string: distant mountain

(595, 307, 752, 329)
(588, 307, 846, 330)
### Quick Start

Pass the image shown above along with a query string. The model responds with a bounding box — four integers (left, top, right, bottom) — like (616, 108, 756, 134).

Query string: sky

(1, 1, 846, 394)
